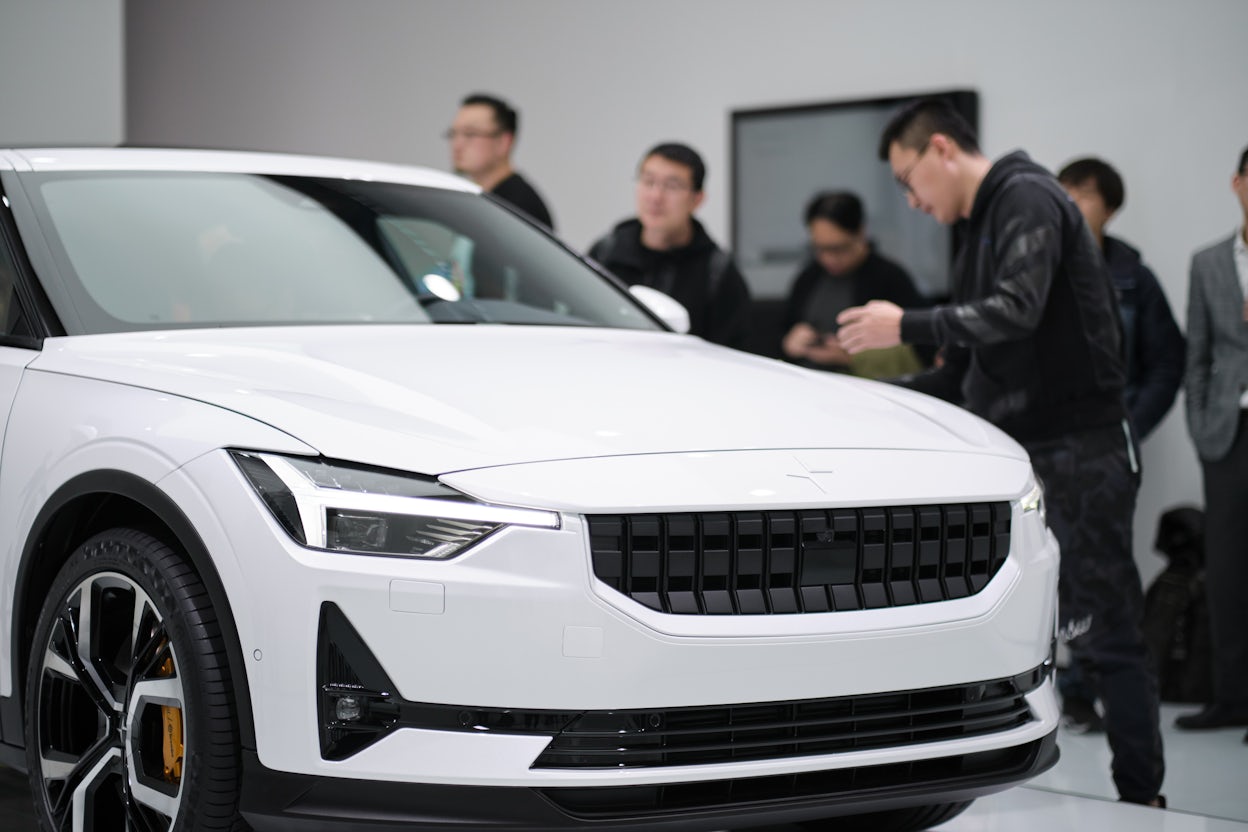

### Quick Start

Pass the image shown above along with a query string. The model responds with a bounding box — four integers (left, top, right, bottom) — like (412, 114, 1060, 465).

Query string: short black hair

(642, 142, 706, 192)
(804, 191, 865, 233)
(1239, 145, 1248, 176)
(460, 93, 518, 136)
(877, 97, 980, 161)
(1057, 157, 1126, 213)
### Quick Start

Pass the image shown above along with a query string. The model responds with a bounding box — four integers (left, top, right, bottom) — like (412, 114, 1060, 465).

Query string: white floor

(743, 703, 1248, 831)
(934, 787, 1248, 832)
(933, 702, 1248, 831)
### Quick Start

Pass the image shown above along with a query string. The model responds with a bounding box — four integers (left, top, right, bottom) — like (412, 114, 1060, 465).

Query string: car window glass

(22, 172, 661, 336)
(0, 232, 17, 336)
(37, 175, 426, 327)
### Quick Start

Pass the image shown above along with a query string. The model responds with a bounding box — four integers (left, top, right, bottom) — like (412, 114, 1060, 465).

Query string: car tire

(25, 528, 247, 831)
(795, 800, 974, 832)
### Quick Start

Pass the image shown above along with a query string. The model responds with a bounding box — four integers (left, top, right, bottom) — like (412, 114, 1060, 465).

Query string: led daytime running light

(234, 452, 559, 559)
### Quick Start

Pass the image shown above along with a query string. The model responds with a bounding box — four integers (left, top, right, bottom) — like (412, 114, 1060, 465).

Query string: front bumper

(240, 731, 1058, 831)
(170, 449, 1059, 794)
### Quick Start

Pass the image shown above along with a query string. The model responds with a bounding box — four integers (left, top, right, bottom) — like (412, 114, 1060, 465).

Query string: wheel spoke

(42, 647, 79, 683)
(71, 582, 123, 713)
(52, 611, 119, 719)
(128, 677, 183, 710)
(130, 615, 170, 684)
(58, 744, 121, 832)
(128, 777, 179, 827)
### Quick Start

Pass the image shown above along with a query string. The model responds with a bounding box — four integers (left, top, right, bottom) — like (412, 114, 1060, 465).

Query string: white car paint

(33, 326, 1014, 475)
(0, 147, 1061, 829)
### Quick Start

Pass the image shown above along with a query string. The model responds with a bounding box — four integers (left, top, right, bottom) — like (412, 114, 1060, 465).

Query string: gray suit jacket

(1185, 233, 1248, 461)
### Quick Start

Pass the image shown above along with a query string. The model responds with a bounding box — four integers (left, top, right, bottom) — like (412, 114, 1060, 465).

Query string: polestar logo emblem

(787, 455, 835, 493)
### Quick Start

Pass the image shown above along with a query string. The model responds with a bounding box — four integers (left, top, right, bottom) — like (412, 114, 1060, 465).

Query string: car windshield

(18, 171, 661, 335)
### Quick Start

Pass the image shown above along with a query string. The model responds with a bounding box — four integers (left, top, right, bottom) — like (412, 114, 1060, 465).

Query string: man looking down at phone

(780, 190, 928, 378)
(836, 97, 1165, 808)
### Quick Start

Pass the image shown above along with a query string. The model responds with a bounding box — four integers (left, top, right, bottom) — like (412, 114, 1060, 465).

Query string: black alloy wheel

(25, 529, 246, 831)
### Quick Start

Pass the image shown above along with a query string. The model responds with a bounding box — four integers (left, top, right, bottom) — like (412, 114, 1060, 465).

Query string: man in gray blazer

(1178, 144, 1248, 739)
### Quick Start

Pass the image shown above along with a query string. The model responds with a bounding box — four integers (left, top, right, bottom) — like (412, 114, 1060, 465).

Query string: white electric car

(0, 148, 1059, 832)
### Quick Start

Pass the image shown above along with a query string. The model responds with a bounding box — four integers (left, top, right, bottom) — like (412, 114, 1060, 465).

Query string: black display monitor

(731, 90, 979, 304)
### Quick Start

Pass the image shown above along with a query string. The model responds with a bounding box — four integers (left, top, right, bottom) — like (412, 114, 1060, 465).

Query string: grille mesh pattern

(534, 670, 1039, 769)
(588, 502, 1011, 615)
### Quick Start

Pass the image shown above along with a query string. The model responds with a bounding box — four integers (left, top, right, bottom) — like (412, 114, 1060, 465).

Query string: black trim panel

(239, 732, 1057, 831)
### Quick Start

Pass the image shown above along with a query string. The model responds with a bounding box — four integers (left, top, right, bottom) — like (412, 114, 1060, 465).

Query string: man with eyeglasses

(837, 98, 1166, 808)
(780, 190, 928, 378)
(447, 93, 554, 230)
(588, 143, 751, 348)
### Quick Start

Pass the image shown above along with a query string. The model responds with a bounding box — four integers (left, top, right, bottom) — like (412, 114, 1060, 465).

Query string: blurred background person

(1059, 157, 1185, 441)
(589, 142, 751, 348)
(447, 93, 554, 230)
(1177, 143, 1248, 739)
(781, 190, 929, 378)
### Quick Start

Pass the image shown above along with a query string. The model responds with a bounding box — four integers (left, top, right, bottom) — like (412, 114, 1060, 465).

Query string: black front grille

(534, 667, 1041, 769)
(588, 502, 1011, 614)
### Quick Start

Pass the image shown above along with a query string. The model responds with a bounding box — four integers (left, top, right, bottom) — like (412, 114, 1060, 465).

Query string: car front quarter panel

(0, 371, 313, 703)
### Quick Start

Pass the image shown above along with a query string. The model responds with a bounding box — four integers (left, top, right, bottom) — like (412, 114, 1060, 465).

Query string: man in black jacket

(1056, 157, 1187, 734)
(447, 93, 555, 231)
(1058, 158, 1186, 440)
(838, 99, 1165, 807)
(589, 143, 751, 349)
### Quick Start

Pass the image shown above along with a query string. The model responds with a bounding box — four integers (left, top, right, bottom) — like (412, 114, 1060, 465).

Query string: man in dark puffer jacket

(837, 98, 1165, 808)
(588, 143, 752, 349)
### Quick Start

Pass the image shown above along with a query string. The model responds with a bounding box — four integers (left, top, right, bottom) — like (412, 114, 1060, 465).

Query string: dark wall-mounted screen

(731, 90, 978, 301)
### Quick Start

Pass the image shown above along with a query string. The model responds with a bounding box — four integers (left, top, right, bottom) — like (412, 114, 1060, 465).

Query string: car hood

(34, 326, 1023, 474)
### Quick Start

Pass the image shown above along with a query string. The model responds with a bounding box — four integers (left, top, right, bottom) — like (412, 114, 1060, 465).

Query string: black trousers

(1201, 410, 1248, 709)
(1025, 421, 1164, 804)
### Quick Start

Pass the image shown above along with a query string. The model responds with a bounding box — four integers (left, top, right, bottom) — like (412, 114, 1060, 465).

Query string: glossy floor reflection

(1028, 703, 1248, 822)
(2, 703, 1244, 831)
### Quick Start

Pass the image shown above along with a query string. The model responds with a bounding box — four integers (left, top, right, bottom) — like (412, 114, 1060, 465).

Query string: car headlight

(1020, 477, 1045, 522)
(230, 451, 559, 559)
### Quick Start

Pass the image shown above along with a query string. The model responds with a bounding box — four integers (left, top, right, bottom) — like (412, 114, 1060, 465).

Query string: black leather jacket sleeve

(897, 343, 970, 403)
(900, 182, 1063, 348)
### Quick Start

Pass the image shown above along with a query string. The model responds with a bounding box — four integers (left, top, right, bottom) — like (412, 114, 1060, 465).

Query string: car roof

(0, 147, 479, 193)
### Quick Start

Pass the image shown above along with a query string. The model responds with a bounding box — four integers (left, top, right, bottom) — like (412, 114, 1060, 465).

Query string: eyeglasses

(636, 175, 693, 194)
(895, 140, 931, 195)
(443, 128, 503, 142)
(810, 241, 857, 258)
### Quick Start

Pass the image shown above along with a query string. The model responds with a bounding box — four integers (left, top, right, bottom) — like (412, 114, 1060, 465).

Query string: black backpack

(1141, 506, 1213, 704)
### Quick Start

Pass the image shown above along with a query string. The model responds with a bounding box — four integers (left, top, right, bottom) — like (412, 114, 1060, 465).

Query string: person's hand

(804, 332, 852, 366)
(837, 300, 904, 354)
(782, 322, 821, 359)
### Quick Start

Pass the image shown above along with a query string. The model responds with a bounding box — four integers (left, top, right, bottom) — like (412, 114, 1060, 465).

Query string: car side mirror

(628, 285, 691, 334)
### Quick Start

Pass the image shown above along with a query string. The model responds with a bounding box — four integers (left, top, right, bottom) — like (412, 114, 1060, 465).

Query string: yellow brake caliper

(158, 657, 184, 782)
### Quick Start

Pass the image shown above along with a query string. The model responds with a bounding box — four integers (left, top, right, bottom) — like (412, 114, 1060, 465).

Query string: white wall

(125, 0, 1248, 580)
(0, 0, 123, 146)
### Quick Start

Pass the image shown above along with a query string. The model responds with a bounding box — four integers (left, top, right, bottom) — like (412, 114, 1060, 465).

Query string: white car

(0, 148, 1059, 832)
